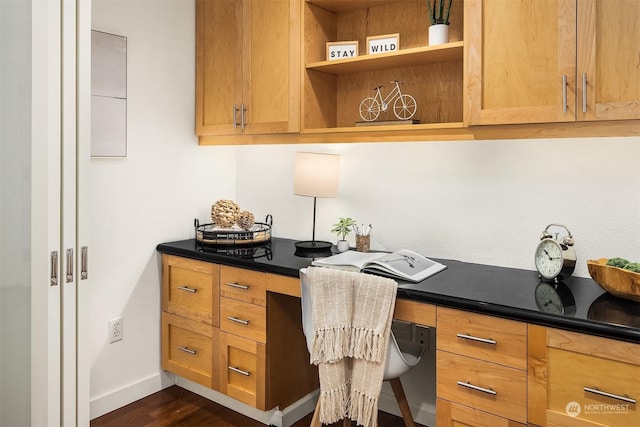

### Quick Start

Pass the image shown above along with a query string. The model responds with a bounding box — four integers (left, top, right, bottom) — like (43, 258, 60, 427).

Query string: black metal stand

(294, 196, 333, 257)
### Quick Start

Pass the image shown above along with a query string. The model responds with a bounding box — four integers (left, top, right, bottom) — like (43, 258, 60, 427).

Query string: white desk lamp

(293, 152, 340, 256)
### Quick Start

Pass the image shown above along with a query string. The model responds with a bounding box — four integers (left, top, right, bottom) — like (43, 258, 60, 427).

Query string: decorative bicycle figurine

(359, 80, 417, 122)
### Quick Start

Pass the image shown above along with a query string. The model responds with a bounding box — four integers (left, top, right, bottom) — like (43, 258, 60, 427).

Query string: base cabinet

(436, 399, 526, 427)
(528, 326, 640, 427)
(436, 307, 528, 424)
(161, 255, 318, 411)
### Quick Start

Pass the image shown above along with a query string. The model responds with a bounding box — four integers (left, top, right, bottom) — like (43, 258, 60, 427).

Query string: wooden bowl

(587, 258, 640, 302)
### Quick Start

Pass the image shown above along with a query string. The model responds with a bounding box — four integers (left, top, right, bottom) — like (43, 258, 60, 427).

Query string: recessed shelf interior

(303, 0, 465, 131)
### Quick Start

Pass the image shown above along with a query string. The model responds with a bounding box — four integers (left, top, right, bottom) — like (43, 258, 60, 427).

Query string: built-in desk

(157, 237, 639, 426)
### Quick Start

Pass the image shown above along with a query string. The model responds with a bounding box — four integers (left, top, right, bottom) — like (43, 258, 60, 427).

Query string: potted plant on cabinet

(331, 217, 357, 252)
(427, 0, 453, 46)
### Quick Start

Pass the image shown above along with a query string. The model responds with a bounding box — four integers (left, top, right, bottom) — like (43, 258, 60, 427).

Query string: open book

(311, 249, 446, 283)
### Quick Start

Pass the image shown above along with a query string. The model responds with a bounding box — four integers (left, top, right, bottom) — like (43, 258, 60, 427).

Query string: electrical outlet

(392, 320, 413, 342)
(415, 324, 430, 350)
(109, 317, 123, 343)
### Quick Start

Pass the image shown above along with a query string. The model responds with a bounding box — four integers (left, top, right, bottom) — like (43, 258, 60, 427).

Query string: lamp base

(294, 240, 334, 257)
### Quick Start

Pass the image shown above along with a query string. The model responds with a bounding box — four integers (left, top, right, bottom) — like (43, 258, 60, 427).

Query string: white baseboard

(90, 372, 175, 420)
(90, 372, 434, 427)
(175, 376, 318, 427)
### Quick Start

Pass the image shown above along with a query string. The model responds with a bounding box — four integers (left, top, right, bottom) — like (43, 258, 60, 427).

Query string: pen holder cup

(356, 235, 370, 253)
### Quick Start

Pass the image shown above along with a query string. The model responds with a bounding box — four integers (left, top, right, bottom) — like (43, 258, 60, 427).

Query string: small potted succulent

(331, 217, 357, 252)
(427, 0, 453, 45)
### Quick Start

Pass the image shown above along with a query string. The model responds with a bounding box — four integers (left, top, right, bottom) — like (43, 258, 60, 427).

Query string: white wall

(89, 0, 236, 418)
(89, 0, 640, 422)
(237, 138, 640, 278)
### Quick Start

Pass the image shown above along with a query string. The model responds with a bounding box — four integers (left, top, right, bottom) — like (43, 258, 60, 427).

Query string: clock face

(534, 239, 564, 280)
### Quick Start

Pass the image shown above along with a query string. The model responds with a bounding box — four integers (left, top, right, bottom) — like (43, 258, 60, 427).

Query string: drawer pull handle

(457, 381, 497, 396)
(226, 316, 250, 326)
(177, 346, 197, 355)
(584, 387, 636, 405)
(456, 333, 496, 346)
(177, 286, 197, 293)
(228, 366, 250, 376)
(226, 282, 249, 290)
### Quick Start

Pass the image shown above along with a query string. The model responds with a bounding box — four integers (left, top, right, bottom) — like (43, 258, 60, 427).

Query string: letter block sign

(366, 33, 399, 55)
(326, 41, 358, 61)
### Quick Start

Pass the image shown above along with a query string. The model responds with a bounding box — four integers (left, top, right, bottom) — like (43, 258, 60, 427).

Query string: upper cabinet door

(242, 0, 300, 135)
(196, 0, 243, 136)
(466, 0, 577, 125)
(577, 0, 640, 121)
(195, 0, 300, 138)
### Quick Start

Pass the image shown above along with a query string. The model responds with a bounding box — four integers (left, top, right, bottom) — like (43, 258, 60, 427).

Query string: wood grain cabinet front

(529, 327, 640, 427)
(195, 0, 300, 140)
(161, 255, 317, 412)
(466, 0, 640, 125)
(436, 306, 528, 424)
(436, 398, 526, 427)
(162, 312, 218, 390)
(220, 296, 267, 343)
(162, 254, 219, 326)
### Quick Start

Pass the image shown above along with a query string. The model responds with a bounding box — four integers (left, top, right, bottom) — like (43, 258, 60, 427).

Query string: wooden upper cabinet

(466, 0, 640, 125)
(577, 0, 640, 121)
(195, 0, 300, 138)
(466, 0, 577, 125)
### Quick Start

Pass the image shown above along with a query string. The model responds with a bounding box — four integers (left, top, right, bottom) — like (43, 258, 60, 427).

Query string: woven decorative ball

(236, 211, 255, 230)
(211, 199, 240, 228)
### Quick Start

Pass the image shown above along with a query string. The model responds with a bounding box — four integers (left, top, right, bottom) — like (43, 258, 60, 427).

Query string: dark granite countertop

(157, 237, 640, 344)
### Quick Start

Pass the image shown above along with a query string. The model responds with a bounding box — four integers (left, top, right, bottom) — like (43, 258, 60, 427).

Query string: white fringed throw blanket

(307, 267, 398, 427)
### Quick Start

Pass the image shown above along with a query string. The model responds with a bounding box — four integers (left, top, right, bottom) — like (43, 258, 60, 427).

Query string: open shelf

(302, 0, 466, 133)
(306, 0, 404, 14)
(303, 121, 465, 134)
(306, 41, 464, 75)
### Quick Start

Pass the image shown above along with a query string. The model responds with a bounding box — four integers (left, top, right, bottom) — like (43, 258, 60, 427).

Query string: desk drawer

(437, 307, 527, 369)
(437, 350, 527, 423)
(161, 312, 217, 389)
(220, 297, 266, 343)
(220, 266, 266, 306)
(162, 254, 219, 325)
(220, 331, 266, 410)
(547, 347, 639, 427)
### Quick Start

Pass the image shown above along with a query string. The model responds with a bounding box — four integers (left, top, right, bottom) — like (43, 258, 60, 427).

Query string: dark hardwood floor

(90, 385, 426, 427)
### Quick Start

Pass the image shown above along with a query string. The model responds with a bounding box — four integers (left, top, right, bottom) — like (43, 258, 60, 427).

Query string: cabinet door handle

(457, 381, 497, 396)
(232, 104, 239, 129)
(226, 282, 249, 290)
(584, 387, 636, 405)
(582, 72, 588, 113)
(51, 250, 59, 286)
(177, 286, 197, 293)
(80, 246, 88, 280)
(240, 104, 246, 130)
(228, 366, 250, 376)
(456, 333, 496, 346)
(66, 248, 74, 283)
(226, 316, 249, 326)
(562, 74, 568, 114)
(177, 346, 197, 355)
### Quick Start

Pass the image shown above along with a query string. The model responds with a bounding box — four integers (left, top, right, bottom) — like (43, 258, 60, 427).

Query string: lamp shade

(293, 152, 340, 198)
